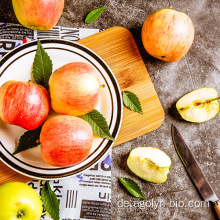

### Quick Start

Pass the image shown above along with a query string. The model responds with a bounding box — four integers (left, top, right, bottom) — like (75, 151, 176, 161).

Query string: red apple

(142, 7, 194, 62)
(40, 115, 93, 167)
(12, 0, 64, 31)
(0, 80, 50, 130)
(49, 62, 100, 116)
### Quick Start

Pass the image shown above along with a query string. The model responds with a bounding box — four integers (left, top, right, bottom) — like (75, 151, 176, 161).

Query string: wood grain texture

(0, 26, 164, 184)
(77, 27, 164, 146)
(0, 162, 32, 183)
(214, 203, 220, 219)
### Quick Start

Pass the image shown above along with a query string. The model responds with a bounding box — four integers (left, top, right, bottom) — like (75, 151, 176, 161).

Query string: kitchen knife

(171, 124, 220, 219)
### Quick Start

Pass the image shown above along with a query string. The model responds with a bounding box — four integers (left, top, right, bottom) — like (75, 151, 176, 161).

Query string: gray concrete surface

(0, 0, 219, 219)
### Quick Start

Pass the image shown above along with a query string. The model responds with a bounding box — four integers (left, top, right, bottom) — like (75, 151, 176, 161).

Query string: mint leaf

(13, 125, 42, 155)
(32, 40, 53, 90)
(85, 6, 107, 24)
(118, 177, 146, 200)
(123, 91, 143, 114)
(83, 109, 115, 141)
(41, 181, 59, 220)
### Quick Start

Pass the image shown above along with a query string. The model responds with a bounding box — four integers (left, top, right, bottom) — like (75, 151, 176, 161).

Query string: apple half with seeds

(127, 147, 171, 183)
(176, 88, 219, 123)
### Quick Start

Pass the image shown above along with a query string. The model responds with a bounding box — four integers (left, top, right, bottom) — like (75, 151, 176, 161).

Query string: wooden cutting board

(0, 26, 164, 184)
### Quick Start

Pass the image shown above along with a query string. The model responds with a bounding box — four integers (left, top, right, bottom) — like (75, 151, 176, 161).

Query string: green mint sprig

(13, 125, 42, 155)
(41, 181, 60, 220)
(118, 177, 146, 200)
(32, 40, 53, 90)
(83, 109, 115, 141)
(123, 91, 143, 114)
(85, 6, 107, 24)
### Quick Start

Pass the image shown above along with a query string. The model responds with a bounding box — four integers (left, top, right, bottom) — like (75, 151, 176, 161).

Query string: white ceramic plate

(0, 39, 123, 179)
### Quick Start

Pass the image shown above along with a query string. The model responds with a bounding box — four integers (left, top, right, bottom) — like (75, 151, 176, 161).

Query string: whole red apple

(142, 7, 194, 62)
(40, 115, 93, 167)
(12, 0, 64, 31)
(49, 62, 100, 116)
(0, 80, 50, 130)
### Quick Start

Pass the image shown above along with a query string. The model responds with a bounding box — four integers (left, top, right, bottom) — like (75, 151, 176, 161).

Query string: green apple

(127, 147, 171, 183)
(0, 182, 42, 220)
(176, 88, 219, 123)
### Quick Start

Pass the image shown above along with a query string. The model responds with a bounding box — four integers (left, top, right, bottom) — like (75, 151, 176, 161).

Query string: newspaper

(0, 23, 111, 220)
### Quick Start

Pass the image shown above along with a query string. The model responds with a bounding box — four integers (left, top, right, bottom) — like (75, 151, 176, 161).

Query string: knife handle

(214, 200, 220, 219)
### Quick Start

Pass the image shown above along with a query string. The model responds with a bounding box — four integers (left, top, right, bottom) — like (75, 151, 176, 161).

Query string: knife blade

(171, 124, 220, 219)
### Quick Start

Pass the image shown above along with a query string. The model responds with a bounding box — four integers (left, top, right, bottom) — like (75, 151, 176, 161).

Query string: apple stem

(210, 96, 220, 102)
(168, 0, 172, 9)
(17, 210, 24, 218)
(195, 96, 220, 106)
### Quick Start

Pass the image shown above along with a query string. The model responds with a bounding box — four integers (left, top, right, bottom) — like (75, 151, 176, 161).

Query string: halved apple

(127, 147, 171, 183)
(176, 88, 219, 123)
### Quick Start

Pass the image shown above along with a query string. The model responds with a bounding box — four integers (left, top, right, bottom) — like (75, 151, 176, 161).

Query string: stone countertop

(0, 0, 219, 219)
